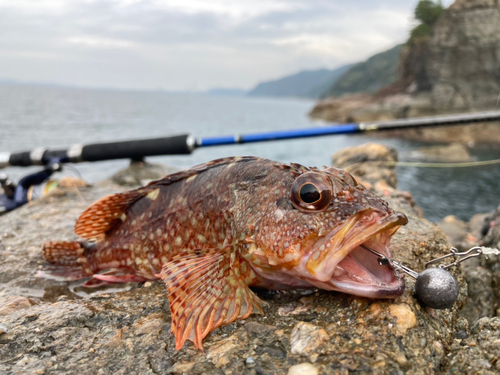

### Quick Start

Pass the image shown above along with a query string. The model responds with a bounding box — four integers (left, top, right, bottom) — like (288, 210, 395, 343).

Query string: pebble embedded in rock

(290, 321, 329, 355)
(288, 363, 318, 375)
(245, 357, 256, 368)
(388, 304, 417, 335)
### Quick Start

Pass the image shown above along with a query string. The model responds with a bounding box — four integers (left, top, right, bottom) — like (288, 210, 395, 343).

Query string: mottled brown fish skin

(80, 157, 273, 281)
(41, 156, 407, 350)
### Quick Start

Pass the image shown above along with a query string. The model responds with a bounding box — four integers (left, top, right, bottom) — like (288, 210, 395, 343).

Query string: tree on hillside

(409, 0, 444, 43)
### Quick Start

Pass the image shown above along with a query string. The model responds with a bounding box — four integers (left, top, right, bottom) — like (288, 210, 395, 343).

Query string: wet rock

(447, 317, 500, 374)
(403, 143, 472, 163)
(459, 265, 495, 325)
(436, 215, 469, 248)
(169, 361, 195, 374)
(290, 322, 329, 355)
(471, 205, 500, 317)
(332, 143, 398, 189)
(468, 212, 493, 242)
(0, 296, 33, 315)
(243, 321, 275, 335)
(110, 160, 179, 186)
(206, 333, 242, 368)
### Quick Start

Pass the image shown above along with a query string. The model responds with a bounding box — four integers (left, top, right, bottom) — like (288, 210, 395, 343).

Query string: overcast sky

(0, 0, 454, 91)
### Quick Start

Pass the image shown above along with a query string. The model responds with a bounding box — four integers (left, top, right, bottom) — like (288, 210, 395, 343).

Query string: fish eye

(291, 173, 332, 212)
(299, 183, 321, 203)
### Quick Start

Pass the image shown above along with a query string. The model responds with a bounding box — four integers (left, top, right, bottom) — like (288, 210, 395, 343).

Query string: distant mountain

(204, 88, 248, 97)
(247, 65, 354, 99)
(322, 44, 402, 98)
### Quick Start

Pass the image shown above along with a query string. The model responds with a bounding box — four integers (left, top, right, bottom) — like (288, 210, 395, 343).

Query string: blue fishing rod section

(198, 123, 360, 146)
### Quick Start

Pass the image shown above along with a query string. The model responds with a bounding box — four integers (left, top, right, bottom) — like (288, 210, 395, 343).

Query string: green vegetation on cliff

(321, 44, 401, 98)
(409, 0, 444, 44)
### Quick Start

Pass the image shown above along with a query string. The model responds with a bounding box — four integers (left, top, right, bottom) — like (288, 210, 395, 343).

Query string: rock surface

(403, 143, 473, 163)
(331, 143, 399, 190)
(111, 160, 179, 186)
(0, 147, 490, 375)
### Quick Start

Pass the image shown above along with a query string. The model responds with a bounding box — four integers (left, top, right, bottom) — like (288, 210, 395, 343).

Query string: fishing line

(344, 157, 500, 171)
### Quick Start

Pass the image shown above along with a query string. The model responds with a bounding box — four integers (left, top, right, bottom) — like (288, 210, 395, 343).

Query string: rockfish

(40, 156, 408, 350)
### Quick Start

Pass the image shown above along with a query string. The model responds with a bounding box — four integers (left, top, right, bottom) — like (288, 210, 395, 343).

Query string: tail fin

(38, 241, 96, 281)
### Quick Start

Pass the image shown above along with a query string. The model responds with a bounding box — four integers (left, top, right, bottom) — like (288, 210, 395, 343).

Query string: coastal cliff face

(422, 0, 500, 111)
(310, 0, 500, 144)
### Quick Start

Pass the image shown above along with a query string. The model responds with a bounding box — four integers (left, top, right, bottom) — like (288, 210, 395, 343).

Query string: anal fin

(159, 248, 267, 351)
(82, 270, 149, 288)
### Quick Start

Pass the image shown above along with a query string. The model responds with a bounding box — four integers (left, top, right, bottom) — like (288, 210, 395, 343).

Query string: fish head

(247, 164, 408, 299)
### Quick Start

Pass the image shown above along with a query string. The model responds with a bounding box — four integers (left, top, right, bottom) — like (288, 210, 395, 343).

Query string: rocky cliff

(310, 0, 500, 144)
(415, 0, 500, 111)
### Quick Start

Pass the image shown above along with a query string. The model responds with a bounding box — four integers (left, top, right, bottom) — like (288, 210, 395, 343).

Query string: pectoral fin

(159, 248, 267, 351)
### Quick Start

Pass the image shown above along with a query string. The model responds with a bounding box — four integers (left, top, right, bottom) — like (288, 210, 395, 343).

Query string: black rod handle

(0, 134, 194, 168)
(70, 134, 194, 162)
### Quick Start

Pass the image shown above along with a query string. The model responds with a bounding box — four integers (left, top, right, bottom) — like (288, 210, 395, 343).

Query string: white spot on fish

(147, 189, 160, 200)
(186, 174, 197, 183)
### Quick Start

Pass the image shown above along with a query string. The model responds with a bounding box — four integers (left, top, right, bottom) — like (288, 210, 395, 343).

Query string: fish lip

(304, 211, 407, 298)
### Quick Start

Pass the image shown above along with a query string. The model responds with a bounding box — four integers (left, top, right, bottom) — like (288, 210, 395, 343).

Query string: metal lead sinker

(360, 245, 500, 309)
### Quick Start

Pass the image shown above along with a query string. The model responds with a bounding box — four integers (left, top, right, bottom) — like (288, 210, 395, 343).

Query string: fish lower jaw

(303, 215, 407, 298)
(305, 212, 406, 283)
(323, 277, 405, 299)
(323, 238, 406, 298)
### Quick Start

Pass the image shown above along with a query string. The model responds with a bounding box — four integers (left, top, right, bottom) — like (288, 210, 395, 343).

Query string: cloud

(0, 0, 440, 90)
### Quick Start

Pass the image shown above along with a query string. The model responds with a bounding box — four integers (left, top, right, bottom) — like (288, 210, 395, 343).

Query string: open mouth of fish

(304, 211, 408, 299)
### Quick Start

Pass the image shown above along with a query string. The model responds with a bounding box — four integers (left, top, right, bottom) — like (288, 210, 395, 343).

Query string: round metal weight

(415, 268, 459, 309)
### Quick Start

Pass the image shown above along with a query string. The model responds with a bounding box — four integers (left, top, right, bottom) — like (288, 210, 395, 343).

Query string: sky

(0, 0, 455, 91)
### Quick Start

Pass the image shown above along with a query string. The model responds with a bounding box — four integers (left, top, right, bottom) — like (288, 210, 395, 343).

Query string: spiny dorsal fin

(159, 247, 267, 351)
(74, 157, 262, 242)
(75, 188, 148, 241)
(146, 156, 262, 187)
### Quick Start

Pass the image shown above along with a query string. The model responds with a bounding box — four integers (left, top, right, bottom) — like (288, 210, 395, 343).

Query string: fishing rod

(1, 110, 500, 213)
(2, 110, 500, 169)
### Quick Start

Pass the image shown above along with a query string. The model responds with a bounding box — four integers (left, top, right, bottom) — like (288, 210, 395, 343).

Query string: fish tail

(38, 241, 97, 281)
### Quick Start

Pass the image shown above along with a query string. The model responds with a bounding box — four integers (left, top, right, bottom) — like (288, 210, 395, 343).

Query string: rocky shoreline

(1, 145, 500, 374)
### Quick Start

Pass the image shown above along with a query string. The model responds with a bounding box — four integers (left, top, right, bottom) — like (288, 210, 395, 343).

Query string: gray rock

(332, 142, 398, 189)
(459, 265, 495, 325)
(425, 0, 500, 112)
(436, 215, 469, 247)
(403, 143, 473, 163)
(110, 160, 179, 186)
(447, 317, 500, 374)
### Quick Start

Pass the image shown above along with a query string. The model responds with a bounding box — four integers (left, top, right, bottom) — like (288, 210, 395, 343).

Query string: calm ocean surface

(1, 83, 500, 222)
